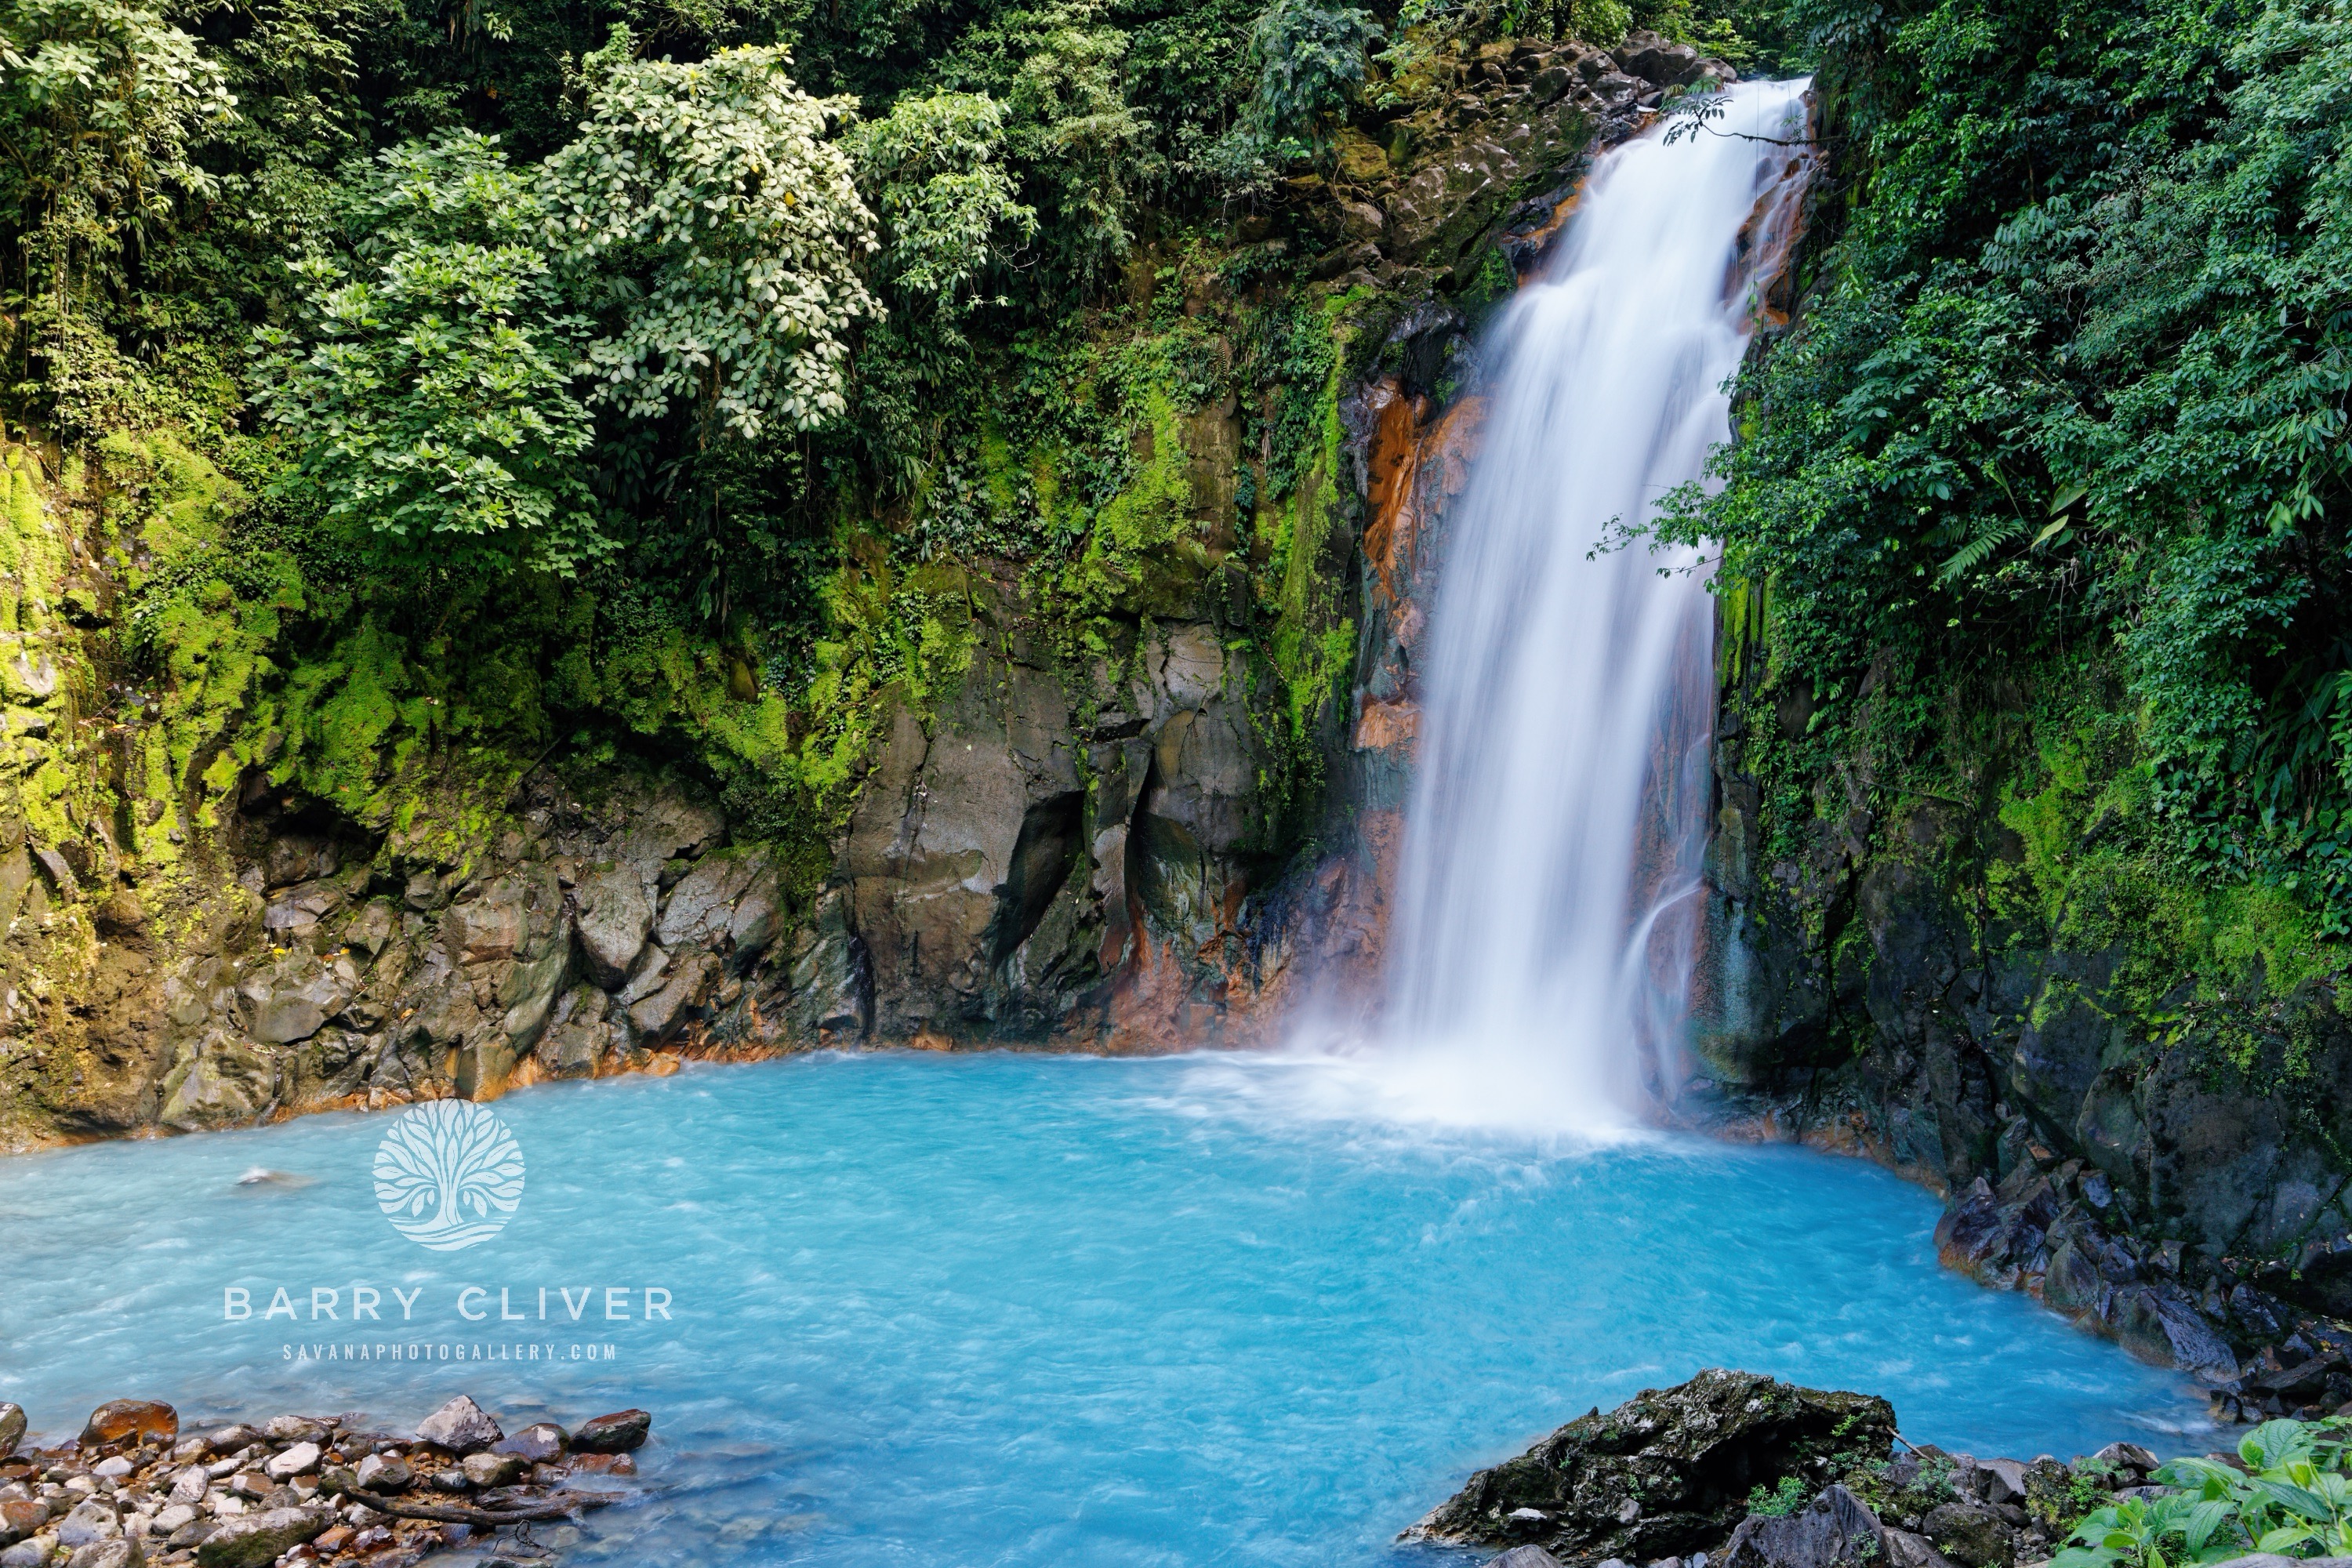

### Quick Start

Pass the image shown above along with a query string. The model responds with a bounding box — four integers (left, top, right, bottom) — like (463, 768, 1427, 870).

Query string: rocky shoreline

(0, 1395, 646, 1568)
(1413, 1368, 2199, 1568)
(1685, 1085, 2352, 1426)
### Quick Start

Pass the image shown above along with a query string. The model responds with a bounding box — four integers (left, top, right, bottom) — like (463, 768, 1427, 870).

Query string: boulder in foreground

(78, 1399, 176, 1450)
(412, 1394, 502, 1454)
(1405, 1369, 1896, 1559)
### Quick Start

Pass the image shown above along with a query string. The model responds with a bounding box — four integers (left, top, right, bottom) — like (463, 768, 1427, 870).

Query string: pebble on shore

(0, 1395, 651, 1568)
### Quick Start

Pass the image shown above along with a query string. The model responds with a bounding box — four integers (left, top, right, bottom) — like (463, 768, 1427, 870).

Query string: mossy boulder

(1405, 1369, 1897, 1559)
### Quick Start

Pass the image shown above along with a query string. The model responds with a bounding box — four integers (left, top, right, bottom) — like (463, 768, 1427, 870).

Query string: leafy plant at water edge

(2052, 1419, 2352, 1568)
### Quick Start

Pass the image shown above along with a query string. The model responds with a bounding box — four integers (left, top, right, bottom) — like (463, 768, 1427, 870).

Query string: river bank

(1682, 1081, 2352, 1427)
(0, 1367, 2222, 1568)
(0, 1395, 646, 1568)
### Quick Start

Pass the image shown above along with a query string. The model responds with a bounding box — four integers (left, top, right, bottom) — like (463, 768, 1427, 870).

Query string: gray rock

(260, 1443, 317, 1481)
(1721, 1486, 1886, 1568)
(459, 1453, 524, 1488)
(655, 854, 760, 949)
(0, 1404, 22, 1460)
(413, 1396, 502, 1454)
(191, 1506, 327, 1568)
(1486, 1554, 1563, 1568)
(728, 870, 783, 956)
(1614, 29, 1704, 85)
(533, 985, 627, 1078)
(497, 941, 573, 1050)
(1976, 1458, 2027, 1504)
(235, 953, 360, 1044)
(351, 1454, 409, 1494)
(166, 1471, 205, 1507)
(627, 953, 714, 1040)
(260, 1417, 326, 1445)
(1917, 1500, 2017, 1568)
(2089, 1443, 2159, 1475)
(573, 863, 653, 991)
(52, 1504, 118, 1550)
(786, 889, 871, 1042)
(158, 1032, 276, 1130)
(1884, 1530, 1961, 1568)
(345, 898, 400, 956)
(62, 1542, 138, 1568)
(0, 1541, 50, 1568)
(84, 1462, 128, 1483)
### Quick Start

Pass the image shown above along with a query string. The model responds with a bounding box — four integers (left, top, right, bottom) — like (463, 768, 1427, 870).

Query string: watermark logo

(372, 1100, 525, 1251)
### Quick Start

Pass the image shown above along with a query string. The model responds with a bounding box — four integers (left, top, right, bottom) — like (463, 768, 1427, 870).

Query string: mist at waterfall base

(1319, 78, 1817, 1137)
(2, 1056, 2205, 1566)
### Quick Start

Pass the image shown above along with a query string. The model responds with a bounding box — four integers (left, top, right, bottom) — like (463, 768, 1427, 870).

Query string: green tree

(249, 129, 604, 577)
(851, 89, 1034, 318)
(1244, 0, 1377, 148)
(541, 27, 882, 443)
(0, 0, 237, 425)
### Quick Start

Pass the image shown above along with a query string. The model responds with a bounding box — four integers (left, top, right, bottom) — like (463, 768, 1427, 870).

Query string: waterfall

(1371, 79, 1814, 1135)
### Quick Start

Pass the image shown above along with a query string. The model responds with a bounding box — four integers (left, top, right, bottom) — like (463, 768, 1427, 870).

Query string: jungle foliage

(0, 0, 1745, 869)
(1663, 0, 2352, 942)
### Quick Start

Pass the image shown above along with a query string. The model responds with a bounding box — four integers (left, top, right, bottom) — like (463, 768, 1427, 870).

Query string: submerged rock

(571, 1409, 650, 1454)
(1406, 1370, 1896, 1559)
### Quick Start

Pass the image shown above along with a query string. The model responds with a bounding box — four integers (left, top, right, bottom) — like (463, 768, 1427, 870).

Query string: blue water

(0, 1053, 2206, 1565)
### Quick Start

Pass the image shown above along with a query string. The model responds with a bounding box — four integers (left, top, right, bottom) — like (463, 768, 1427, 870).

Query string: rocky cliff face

(0, 30, 1731, 1150)
(1688, 652, 2352, 1402)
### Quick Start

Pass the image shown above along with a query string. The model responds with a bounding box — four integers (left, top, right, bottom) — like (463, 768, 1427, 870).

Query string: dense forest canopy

(8, 0, 2352, 974)
(1659, 0, 2352, 972)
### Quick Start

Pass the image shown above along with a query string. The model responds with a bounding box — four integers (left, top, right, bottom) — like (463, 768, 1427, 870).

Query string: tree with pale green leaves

(542, 27, 882, 445)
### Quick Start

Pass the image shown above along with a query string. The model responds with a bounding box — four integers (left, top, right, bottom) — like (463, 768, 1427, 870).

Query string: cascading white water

(1372, 79, 1814, 1135)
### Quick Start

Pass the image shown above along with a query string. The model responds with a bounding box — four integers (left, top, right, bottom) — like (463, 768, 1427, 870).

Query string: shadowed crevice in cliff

(985, 791, 1087, 971)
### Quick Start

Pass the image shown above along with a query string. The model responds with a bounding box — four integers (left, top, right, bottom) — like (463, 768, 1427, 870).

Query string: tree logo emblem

(372, 1099, 526, 1251)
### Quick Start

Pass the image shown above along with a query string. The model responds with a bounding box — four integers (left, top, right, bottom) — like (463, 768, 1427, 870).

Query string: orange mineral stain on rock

(1361, 379, 1486, 616)
(1727, 101, 1822, 328)
(1509, 185, 1584, 282)
(1355, 699, 1421, 755)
